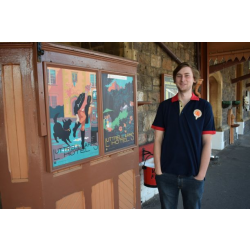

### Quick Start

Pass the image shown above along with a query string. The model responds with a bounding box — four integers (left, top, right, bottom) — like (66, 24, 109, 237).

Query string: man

(151, 62, 216, 209)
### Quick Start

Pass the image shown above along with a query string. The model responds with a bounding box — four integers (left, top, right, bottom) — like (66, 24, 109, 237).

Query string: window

(49, 96, 57, 108)
(90, 74, 96, 87)
(72, 72, 78, 87)
(47, 69, 56, 85)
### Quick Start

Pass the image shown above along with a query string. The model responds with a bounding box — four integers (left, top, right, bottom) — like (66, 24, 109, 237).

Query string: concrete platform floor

(142, 132, 250, 209)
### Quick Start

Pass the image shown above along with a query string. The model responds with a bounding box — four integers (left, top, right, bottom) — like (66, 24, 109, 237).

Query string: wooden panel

(13, 66, 28, 178)
(16, 207, 31, 209)
(118, 170, 135, 209)
(53, 165, 82, 177)
(2, 65, 28, 180)
(56, 191, 85, 209)
(91, 179, 114, 209)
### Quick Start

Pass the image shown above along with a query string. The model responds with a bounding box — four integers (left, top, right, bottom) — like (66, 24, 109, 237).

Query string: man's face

(175, 66, 195, 93)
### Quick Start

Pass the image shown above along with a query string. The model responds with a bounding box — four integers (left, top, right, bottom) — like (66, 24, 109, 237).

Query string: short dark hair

(173, 62, 200, 84)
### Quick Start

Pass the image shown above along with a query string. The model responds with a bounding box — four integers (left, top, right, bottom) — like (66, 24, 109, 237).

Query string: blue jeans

(155, 173, 205, 209)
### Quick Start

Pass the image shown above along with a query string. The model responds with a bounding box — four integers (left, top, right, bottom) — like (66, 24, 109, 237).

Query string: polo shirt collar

(171, 92, 199, 102)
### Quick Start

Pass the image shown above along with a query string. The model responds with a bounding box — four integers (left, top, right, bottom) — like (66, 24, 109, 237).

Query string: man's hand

(194, 174, 204, 181)
(155, 169, 163, 176)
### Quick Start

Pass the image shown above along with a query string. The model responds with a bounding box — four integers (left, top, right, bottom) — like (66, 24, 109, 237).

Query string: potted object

(222, 101, 231, 109)
(232, 100, 240, 106)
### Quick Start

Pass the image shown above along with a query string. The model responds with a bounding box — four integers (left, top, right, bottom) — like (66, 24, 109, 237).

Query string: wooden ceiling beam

(210, 58, 246, 74)
(246, 83, 250, 88)
(231, 73, 250, 84)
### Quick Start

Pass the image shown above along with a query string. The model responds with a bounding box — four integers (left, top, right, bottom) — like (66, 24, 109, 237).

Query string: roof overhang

(209, 42, 250, 62)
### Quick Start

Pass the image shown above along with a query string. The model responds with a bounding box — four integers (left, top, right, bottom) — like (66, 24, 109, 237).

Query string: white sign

(107, 74, 127, 80)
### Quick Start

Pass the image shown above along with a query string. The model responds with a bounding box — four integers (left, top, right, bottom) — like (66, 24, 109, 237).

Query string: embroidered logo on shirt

(193, 109, 202, 120)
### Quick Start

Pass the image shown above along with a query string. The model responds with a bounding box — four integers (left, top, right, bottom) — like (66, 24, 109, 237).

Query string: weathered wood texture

(56, 191, 85, 209)
(2, 65, 28, 181)
(92, 179, 114, 209)
(118, 169, 135, 209)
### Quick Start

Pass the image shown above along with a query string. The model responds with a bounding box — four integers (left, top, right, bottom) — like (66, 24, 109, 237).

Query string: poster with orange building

(46, 66, 99, 168)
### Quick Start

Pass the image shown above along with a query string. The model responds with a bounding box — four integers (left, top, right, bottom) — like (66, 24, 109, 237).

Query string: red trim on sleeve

(202, 131, 216, 135)
(151, 125, 165, 131)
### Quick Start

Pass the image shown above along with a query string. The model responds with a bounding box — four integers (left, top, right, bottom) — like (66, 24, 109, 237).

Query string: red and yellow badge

(193, 109, 202, 120)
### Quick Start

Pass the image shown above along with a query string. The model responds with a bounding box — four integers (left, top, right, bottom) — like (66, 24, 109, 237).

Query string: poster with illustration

(102, 73, 135, 153)
(46, 66, 99, 168)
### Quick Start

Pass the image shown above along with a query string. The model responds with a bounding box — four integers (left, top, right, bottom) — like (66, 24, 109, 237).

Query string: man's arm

(154, 130, 164, 175)
(195, 134, 212, 180)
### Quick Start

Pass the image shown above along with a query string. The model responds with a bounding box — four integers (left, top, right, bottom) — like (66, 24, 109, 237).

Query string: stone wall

(79, 42, 196, 146)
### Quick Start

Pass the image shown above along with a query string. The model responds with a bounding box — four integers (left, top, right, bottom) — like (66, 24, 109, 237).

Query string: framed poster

(102, 73, 135, 153)
(45, 64, 99, 170)
(161, 74, 178, 102)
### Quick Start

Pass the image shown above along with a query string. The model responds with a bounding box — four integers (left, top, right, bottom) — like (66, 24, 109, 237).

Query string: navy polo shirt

(151, 93, 216, 176)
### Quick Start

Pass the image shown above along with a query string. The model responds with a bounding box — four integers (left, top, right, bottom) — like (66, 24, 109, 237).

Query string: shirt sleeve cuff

(202, 131, 216, 135)
(151, 125, 165, 131)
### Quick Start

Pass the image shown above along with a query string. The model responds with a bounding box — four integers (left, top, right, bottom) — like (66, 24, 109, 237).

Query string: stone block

(138, 133, 147, 145)
(147, 130, 154, 142)
(180, 48, 185, 60)
(153, 77, 160, 86)
(146, 66, 155, 77)
(148, 91, 160, 103)
(137, 91, 144, 101)
(137, 105, 144, 112)
(148, 103, 159, 112)
(138, 112, 144, 133)
(142, 77, 153, 91)
(143, 112, 156, 132)
(149, 42, 157, 54)
(133, 42, 142, 51)
(151, 54, 161, 68)
(138, 64, 147, 75)
(138, 53, 151, 65)
(173, 42, 178, 49)
(142, 43, 150, 52)
(153, 86, 160, 92)
(162, 58, 172, 71)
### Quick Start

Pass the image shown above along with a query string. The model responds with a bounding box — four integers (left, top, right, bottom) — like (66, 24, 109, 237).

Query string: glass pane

(47, 66, 99, 168)
(164, 75, 178, 100)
